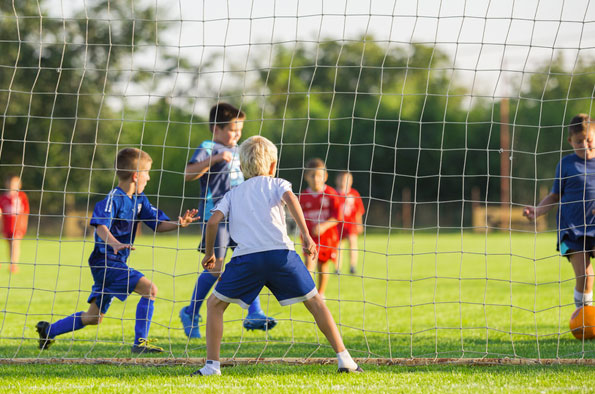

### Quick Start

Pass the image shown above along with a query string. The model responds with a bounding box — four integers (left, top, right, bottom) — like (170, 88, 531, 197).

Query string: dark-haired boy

(179, 103, 277, 338)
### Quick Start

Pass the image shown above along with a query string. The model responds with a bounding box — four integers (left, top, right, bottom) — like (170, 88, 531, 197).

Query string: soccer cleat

(131, 338, 164, 354)
(35, 321, 55, 350)
(338, 365, 364, 373)
(179, 307, 201, 338)
(242, 312, 277, 331)
(349, 266, 356, 275)
(190, 367, 221, 376)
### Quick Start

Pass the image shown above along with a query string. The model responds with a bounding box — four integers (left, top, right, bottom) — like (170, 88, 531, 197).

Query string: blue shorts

(560, 236, 595, 260)
(87, 259, 144, 314)
(213, 249, 317, 309)
(199, 221, 236, 259)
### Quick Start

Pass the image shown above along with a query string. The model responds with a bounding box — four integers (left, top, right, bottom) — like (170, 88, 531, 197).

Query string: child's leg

(193, 294, 229, 376)
(347, 234, 358, 271)
(133, 277, 158, 344)
(335, 240, 344, 272)
(569, 252, 594, 308)
(205, 294, 229, 361)
(317, 261, 331, 297)
(9, 238, 21, 272)
(48, 302, 100, 337)
(303, 294, 358, 371)
(186, 258, 224, 317)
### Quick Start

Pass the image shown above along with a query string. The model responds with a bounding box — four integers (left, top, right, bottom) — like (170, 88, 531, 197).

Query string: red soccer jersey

(337, 187, 365, 237)
(298, 185, 342, 262)
(0, 191, 30, 238)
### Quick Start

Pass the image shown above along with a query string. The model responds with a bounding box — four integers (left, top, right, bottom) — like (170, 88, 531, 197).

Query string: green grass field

(1, 231, 595, 392)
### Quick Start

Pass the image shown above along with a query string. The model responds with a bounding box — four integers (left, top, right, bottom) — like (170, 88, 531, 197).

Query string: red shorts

(2, 229, 26, 240)
(317, 244, 338, 263)
(339, 223, 359, 239)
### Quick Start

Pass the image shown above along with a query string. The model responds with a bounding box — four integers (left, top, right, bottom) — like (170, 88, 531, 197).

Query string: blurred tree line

(1, 2, 594, 233)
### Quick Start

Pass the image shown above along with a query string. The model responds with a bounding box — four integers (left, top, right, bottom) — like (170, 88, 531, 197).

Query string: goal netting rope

(1, 0, 594, 363)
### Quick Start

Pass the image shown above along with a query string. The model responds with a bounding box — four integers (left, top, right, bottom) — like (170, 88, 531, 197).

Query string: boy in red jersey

(0, 175, 29, 273)
(299, 158, 342, 299)
(335, 172, 365, 274)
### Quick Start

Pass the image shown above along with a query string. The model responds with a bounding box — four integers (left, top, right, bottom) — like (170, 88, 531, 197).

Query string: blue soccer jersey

(89, 187, 170, 264)
(189, 140, 243, 221)
(551, 153, 595, 242)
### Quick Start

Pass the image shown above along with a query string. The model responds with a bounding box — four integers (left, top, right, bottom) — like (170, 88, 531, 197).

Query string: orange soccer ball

(569, 305, 595, 340)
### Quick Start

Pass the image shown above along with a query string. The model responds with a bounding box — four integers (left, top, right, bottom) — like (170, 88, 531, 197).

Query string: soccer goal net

(1, 0, 595, 364)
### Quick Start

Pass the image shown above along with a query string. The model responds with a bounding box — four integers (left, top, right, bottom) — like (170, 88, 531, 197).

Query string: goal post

(1, 0, 595, 363)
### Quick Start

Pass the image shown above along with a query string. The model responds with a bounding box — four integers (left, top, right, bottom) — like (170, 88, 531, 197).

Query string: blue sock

(48, 311, 85, 338)
(248, 296, 263, 315)
(135, 297, 154, 345)
(186, 270, 217, 317)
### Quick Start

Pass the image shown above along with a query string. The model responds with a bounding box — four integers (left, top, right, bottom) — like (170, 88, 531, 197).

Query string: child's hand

(178, 209, 199, 227)
(111, 241, 134, 255)
(202, 254, 216, 270)
(523, 206, 536, 222)
(217, 151, 233, 163)
(302, 235, 318, 259)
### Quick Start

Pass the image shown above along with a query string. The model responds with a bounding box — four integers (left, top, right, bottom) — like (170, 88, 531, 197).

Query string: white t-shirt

(213, 176, 295, 258)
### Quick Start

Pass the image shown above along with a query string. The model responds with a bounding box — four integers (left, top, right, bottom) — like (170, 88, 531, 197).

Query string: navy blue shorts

(213, 249, 317, 309)
(87, 260, 144, 314)
(560, 236, 595, 260)
(198, 221, 236, 259)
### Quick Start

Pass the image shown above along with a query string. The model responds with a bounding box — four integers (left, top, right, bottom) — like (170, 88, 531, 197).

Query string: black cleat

(338, 365, 364, 373)
(36, 321, 55, 350)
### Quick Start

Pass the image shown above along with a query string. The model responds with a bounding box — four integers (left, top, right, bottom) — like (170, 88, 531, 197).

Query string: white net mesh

(1, 0, 595, 362)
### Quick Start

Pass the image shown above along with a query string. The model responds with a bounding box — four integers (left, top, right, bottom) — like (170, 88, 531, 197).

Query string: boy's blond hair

(239, 136, 277, 179)
(569, 113, 594, 136)
(115, 148, 152, 180)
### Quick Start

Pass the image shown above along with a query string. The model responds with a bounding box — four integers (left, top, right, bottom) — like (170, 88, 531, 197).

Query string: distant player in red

(0, 175, 29, 273)
(335, 172, 365, 275)
(299, 158, 342, 299)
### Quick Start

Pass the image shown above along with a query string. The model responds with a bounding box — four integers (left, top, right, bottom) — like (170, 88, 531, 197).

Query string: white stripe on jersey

(105, 189, 117, 213)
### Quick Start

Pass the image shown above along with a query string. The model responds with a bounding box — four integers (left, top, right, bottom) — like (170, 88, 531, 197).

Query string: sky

(46, 0, 595, 108)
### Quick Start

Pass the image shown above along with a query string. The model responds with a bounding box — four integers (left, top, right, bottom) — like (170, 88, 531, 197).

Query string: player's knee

(83, 313, 102, 325)
(149, 283, 158, 299)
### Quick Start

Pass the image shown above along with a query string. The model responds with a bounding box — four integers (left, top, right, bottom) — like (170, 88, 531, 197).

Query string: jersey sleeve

(189, 141, 215, 164)
(138, 195, 170, 231)
(90, 194, 117, 228)
(551, 161, 562, 195)
(274, 179, 293, 204)
(213, 191, 231, 218)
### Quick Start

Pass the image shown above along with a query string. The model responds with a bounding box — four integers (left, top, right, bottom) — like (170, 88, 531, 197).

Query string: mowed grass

(1, 231, 595, 392)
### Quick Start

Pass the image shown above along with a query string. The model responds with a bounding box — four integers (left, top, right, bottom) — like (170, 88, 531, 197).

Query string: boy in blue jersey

(179, 103, 276, 338)
(191, 136, 362, 376)
(36, 148, 198, 353)
(524, 114, 595, 308)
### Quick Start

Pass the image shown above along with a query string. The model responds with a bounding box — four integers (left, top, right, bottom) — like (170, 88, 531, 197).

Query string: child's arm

(283, 191, 317, 257)
(95, 224, 135, 255)
(156, 209, 199, 232)
(185, 152, 234, 181)
(355, 213, 364, 234)
(523, 192, 560, 221)
(311, 217, 339, 237)
(201, 210, 225, 270)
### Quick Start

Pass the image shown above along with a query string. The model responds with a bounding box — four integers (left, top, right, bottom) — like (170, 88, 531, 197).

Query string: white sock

(574, 289, 593, 308)
(336, 349, 357, 370)
(584, 292, 593, 306)
(199, 360, 221, 376)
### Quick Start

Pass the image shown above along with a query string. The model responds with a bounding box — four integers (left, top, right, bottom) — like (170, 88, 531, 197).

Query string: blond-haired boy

(192, 136, 361, 376)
